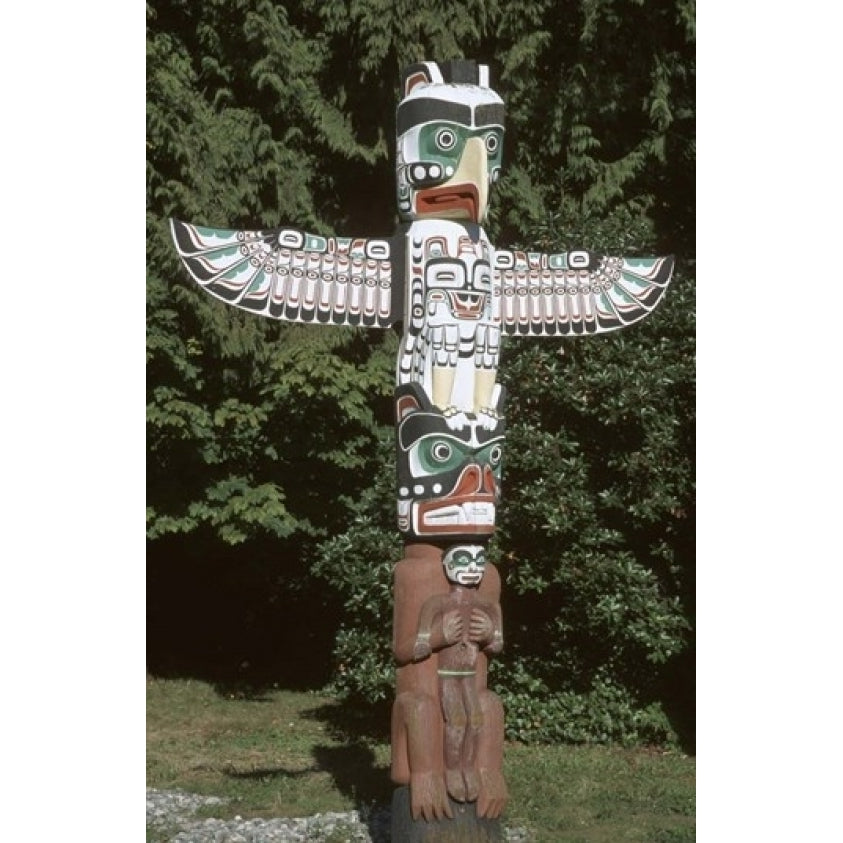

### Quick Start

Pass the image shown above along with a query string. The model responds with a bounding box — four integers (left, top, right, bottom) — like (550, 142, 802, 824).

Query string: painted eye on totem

(431, 441, 453, 463)
(435, 128, 457, 151)
(485, 132, 500, 155)
(412, 436, 467, 475)
(488, 444, 502, 467)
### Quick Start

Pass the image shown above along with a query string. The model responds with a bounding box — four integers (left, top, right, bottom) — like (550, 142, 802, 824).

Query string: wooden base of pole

(390, 786, 504, 842)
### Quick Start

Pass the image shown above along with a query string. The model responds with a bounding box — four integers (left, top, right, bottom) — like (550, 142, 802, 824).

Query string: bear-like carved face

(395, 382, 505, 540)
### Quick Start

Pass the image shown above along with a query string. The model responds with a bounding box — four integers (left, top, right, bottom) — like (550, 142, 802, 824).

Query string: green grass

(147, 676, 694, 841)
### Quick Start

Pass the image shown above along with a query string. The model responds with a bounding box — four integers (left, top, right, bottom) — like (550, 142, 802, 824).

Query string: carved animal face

(395, 382, 505, 540)
(396, 61, 505, 224)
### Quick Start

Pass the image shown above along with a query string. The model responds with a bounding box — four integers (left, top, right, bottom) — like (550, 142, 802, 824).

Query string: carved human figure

(391, 543, 508, 821)
(412, 545, 503, 803)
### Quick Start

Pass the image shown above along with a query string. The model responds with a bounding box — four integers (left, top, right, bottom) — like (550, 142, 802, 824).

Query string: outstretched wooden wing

(170, 219, 401, 328)
(492, 248, 674, 337)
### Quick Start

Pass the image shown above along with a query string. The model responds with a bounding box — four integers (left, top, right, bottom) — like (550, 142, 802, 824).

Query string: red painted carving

(391, 543, 509, 821)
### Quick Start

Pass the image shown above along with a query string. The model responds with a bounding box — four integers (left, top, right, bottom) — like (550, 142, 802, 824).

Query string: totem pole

(170, 59, 673, 838)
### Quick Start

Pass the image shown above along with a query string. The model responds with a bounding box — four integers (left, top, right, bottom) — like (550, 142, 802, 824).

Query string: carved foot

(410, 771, 453, 821)
(476, 767, 508, 819)
(477, 406, 502, 430)
(442, 406, 470, 430)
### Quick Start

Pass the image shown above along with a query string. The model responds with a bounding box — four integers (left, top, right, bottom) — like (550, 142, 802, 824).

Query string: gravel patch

(147, 788, 531, 842)
(147, 788, 389, 841)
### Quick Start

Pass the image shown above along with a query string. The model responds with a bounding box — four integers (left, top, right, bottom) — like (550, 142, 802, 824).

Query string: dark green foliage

(500, 666, 677, 745)
(147, 0, 695, 745)
(494, 208, 694, 744)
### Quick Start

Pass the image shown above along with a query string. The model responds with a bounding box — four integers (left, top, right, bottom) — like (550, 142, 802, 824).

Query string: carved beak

(415, 137, 489, 222)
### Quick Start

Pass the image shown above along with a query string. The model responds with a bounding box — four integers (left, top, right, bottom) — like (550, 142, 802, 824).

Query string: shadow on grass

(212, 701, 394, 838)
(309, 743, 394, 841)
(311, 744, 393, 805)
(303, 699, 395, 838)
(223, 764, 321, 780)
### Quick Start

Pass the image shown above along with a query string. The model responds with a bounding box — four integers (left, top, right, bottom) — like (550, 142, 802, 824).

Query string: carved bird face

(396, 62, 505, 224)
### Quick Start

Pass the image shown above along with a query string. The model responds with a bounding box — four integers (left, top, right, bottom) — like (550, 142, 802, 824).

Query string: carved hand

(441, 609, 464, 645)
(468, 608, 494, 643)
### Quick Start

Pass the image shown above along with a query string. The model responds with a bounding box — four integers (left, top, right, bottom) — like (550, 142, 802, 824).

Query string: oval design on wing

(278, 229, 304, 249)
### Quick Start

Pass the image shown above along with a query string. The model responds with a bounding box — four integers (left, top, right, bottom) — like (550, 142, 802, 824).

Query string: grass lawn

(147, 676, 695, 842)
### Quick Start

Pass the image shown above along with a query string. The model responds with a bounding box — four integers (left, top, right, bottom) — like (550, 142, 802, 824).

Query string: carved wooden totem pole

(170, 59, 673, 840)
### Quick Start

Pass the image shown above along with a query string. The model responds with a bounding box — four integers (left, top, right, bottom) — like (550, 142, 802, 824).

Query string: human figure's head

(442, 544, 487, 586)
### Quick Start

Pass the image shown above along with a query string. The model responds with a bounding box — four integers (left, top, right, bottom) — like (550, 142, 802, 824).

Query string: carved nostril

(453, 464, 483, 496)
(482, 465, 497, 494)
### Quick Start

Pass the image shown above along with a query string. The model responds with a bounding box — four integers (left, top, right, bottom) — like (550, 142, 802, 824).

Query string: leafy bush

(310, 444, 401, 702)
(499, 664, 677, 746)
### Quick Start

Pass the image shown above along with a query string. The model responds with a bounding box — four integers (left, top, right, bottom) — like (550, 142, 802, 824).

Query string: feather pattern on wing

(492, 248, 674, 336)
(170, 220, 399, 327)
